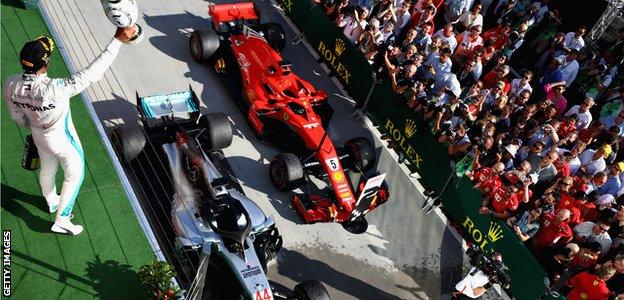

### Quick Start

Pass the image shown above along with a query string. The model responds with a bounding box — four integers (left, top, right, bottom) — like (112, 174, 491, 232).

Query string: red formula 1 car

(189, 2, 388, 233)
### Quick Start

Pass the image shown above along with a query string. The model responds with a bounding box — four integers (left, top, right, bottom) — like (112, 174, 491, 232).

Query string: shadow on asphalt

(277, 247, 399, 299)
(225, 155, 305, 225)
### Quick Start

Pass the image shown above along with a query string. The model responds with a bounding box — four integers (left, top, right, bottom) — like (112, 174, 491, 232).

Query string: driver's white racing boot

(51, 217, 83, 235)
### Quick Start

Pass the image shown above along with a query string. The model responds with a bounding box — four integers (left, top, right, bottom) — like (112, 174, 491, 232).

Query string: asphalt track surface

(41, 0, 476, 298)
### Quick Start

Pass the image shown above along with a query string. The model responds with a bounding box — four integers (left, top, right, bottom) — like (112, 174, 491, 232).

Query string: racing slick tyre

(293, 280, 330, 300)
(189, 29, 220, 62)
(341, 216, 369, 234)
(261, 23, 286, 52)
(269, 153, 303, 191)
(110, 123, 146, 163)
(199, 113, 233, 150)
(344, 137, 375, 172)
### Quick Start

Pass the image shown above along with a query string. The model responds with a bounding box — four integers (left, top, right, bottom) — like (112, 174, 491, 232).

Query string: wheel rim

(190, 35, 201, 60)
(270, 161, 285, 188)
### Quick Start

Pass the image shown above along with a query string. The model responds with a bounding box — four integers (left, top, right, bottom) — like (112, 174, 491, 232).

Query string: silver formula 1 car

(110, 89, 329, 299)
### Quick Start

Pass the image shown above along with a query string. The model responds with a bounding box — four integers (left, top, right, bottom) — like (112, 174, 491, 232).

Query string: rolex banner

(367, 93, 548, 300)
(275, 0, 374, 104)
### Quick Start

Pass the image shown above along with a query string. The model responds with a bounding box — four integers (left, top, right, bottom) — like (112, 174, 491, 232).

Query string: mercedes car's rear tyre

(110, 123, 146, 163)
(293, 280, 330, 300)
(200, 113, 233, 150)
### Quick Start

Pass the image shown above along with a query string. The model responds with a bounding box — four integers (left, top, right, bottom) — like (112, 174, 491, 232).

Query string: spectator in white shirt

(426, 47, 453, 81)
(509, 70, 533, 98)
(443, 0, 470, 24)
(577, 145, 610, 176)
(574, 220, 612, 255)
(563, 26, 586, 52)
(433, 23, 458, 53)
(379, 21, 397, 45)
(557, 50, 580, 87)
(454, 25, 483, 59)
(384, 1, 411, 35)
(565, 97, 594, 130)
(340, 7, 369, 43)
(458, 2, 483, 31)
(413, 24, 433, 53)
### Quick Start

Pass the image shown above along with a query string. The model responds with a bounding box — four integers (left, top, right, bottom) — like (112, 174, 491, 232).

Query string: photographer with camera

(453, 246, 510, 299)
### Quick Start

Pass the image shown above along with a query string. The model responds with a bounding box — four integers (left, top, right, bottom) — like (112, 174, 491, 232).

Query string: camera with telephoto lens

(466, 245, 511, 288)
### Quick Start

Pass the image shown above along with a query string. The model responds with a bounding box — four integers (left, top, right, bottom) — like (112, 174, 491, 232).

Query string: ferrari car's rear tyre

(190, 29, 220, 62)
(200, 113, 233, 150)
(293, 280, 330, 300)
(110, 123, 146, 163)
(344, 137, 375, 172)
(269, 153, 303, 191)
(261, 23, 286, 52)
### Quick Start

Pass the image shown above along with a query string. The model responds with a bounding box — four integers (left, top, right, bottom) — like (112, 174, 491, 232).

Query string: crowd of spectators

(317, 0, 624, 297)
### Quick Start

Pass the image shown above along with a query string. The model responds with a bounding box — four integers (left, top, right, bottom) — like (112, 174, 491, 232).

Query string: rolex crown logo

(404, 119, 417, 138)
(334, 39, 346, 56)
(488, 222, 504, 242)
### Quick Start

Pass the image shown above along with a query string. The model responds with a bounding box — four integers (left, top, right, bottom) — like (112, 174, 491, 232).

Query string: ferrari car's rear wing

(208, 2, 260, 27)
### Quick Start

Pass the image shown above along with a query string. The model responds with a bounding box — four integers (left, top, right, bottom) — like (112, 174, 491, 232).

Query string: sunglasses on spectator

(562, 181, 573, 186)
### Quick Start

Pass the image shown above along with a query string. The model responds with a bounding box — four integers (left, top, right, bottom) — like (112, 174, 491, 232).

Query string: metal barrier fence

(274, 0, 549, 298)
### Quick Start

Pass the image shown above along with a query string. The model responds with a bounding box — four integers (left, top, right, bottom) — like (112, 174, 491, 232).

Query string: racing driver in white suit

(3, 27, 135, 235)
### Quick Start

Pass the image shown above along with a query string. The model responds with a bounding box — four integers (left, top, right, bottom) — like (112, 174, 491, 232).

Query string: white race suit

(3, 38, 123, 221)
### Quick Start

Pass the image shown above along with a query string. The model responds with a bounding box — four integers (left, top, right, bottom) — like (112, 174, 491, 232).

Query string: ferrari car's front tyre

(261, 23, 286, 52)
(344, 137, 375, 172)
(269, 153, 303, 191)
(199, 113, 233, 150)
(110, 123, 146, 163)
(341, 217, 369, 234)
(189, 29, 220, 62)
(293, 280, 330, 300)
